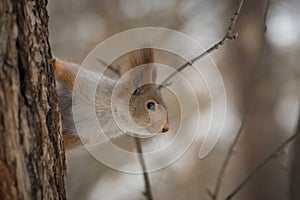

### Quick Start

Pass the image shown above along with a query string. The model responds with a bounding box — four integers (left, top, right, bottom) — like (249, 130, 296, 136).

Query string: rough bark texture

(290, 112, 300, 200)
(0, 0, 66, 199)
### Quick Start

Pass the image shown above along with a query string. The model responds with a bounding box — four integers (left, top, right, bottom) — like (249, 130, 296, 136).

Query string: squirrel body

(54, 49, 169, 150)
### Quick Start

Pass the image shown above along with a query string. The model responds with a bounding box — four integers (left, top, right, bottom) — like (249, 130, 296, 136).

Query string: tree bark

(0, 0, 66, 199)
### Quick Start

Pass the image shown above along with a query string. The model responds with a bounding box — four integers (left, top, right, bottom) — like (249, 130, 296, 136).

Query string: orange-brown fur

(63, 135, 84, 150)
(54, 59, 81, 149)
(54, 59, 76, 89)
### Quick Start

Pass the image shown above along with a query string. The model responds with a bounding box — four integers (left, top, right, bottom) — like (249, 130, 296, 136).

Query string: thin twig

(135, 137, 153, 200)
(225, 131, 299, 200)
(159, 0, 245, 89)
(211, 113, 248, 200)
(96, 58, 121, 77)
(206, 188, 215, 199)
(97, 55, 153, 200)
(289, 105, 300, 199)
(208, 1, 271, 199)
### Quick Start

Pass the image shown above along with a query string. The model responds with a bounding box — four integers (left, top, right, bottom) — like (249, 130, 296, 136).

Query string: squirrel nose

(162, 121, 169, 133)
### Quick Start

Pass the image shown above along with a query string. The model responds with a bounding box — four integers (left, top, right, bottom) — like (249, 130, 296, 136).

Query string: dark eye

(146, 101, 156, 111)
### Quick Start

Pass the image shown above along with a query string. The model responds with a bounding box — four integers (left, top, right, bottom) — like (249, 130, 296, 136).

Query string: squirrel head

(113, 48, 169, 136)
(129, 83, 169, 134)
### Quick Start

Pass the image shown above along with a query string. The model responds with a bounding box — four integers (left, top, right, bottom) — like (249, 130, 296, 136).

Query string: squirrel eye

(146, 101, 156, 111)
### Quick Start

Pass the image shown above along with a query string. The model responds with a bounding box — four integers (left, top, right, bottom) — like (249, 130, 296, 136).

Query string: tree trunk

(0, 0, 66, 199)
(290, 112, 300, 200)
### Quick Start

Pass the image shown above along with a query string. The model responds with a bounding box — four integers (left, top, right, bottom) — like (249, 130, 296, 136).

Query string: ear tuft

(127, 48, 157, 88)
(128, 48, 154, 69)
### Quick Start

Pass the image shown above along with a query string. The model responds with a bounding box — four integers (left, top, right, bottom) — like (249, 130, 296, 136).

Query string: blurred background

(48, 0, 300, 199)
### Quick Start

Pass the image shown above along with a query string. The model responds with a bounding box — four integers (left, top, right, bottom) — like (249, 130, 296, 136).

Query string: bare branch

(135, 138, 153, 200)
(97, 58, 121, 77)
(225, 131, 299, 200)
(97, 58, 153, 200)
(206, 188, 215, 199)
(208, 1, 271, 199)
(211, 113, 248, 200)
(159, 0, 245, 89)
(290, 107, 300, 199)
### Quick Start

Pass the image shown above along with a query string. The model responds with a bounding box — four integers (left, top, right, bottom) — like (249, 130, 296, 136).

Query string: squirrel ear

(127, 48, 156, 88)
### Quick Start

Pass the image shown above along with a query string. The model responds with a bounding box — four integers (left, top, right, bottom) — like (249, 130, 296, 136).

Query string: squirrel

(53, 48, 169, 150)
